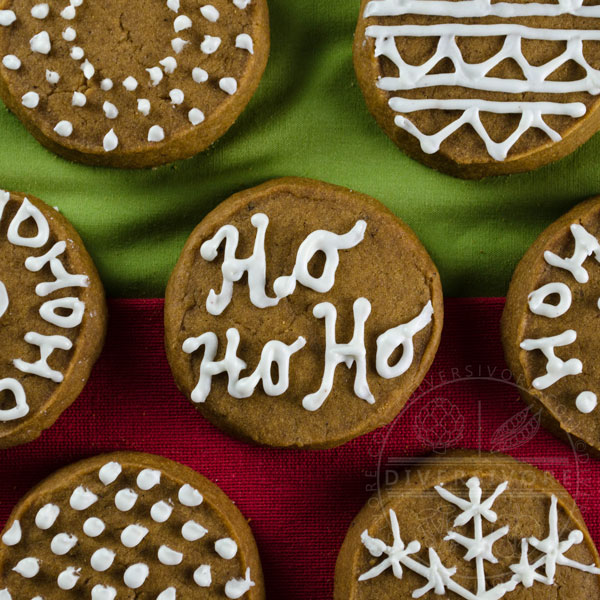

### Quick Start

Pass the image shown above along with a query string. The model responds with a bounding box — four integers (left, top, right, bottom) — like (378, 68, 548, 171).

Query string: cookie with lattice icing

(0, 0, 269, 168)
(354, 0, 600, 178)
(503, 196, 600, 455)
(0, 452, 265, 599)
(0, 190, 106, 449)
(164, 177, 444, 449)
(335, 450, 600, 600)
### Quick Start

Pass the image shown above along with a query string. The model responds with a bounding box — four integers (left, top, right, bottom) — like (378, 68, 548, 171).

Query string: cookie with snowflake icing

(0, 190, 106, 449)
(164, 177, 443, 449)
(502, 196, 600, 455)
(335, 450, 600, 600)
(0, 0, 269, 168)
(0, 452, 265, 599)
(354, 0, 600, 178)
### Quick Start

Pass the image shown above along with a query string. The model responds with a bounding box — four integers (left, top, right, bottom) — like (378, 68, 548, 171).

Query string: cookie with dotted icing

(0, 0, 269, 168)
(335, 450, 600, 600)
(0, 452, 265, 599)
(164, 177, 444, 449)
(0, 190, 106, 449)
(354, 0, 600, 178)
(503, 197, 600, 455)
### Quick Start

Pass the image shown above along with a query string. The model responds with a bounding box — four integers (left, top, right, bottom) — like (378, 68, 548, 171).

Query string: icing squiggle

(0, 281, 8, 318)
(0, 379, 29, 421)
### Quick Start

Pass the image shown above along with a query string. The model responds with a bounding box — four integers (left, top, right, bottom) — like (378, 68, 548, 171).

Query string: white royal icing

(99, 461, 122, 485)
(13, 332, 73, 383)
(31, 4, 50, 19)
(137, 99, 151, 116)
(103, 101, 119, 119)
(0, 11, 17, 26)
(57, 566, 80, 590)
(13, 557, 40, 578)
(219, 77, 238, 94)
(157, 588, 177, 600)
(225, 568, 255, 599)
(1, 521, 21, 546)
(7, 198, 49, 248)
(123, 76, 138, 91)
(201, 5, 220, 21)
(174, 14, 192, 31)
(0, 379, 29, 422)
(115, 488, 138, 511)
(51, 532, 78, 555)
(83, 517, 105, 537)
(171, 37, 189, 53)
(160, 57, 177, 73)
(40, 297, 85, 328)
(103, 129, 119, 152)
(169, 88, 184, 105)
(527, 282, 572, 318)
(100, 78, 113, 91)
(0, 282, 6, 320)
(70, 46, 84, 60)
(72, 91, 86, 107)
(148, 125, 165, 142)
(35, 503, 60, 529)
(121, 524, 148, 548)
(167, 0, 180, 12)
(137, 468, 161, 490)
(158, 544, 183, 565)
(62, 26, 76, 41)
(54, 120, 73, 137)
(189, 108, 205, 125)
(192, 67, 208, 83)
(46, 69, 59, 84)
(151, 500, 173, 523)
(90, 548, 115, 572)
(233, 0, 251, 8)
(81, 59, 94, 79)
(215, 538, 238, 559)
(182, 520, 208, 541)
(201, 35, 221, 54)
(194, 564, 212, 587)
(235, 34, 254, 53)
(91, 585, 117, 600)
(22, 91, 40, 108)
(123, 563, 149, 589)
(178, 484, 203, 506)
(30, 31, 51, 54)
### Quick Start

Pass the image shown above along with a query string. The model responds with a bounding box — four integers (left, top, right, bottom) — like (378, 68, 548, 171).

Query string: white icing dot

(121, 524, 149, 548)
(225, 568, 255, 599)
(2, 55, 21, 70)
(2, 521, 21, 546)
(174, 15, 192, 32)
(35, 504, 60, 529)
(83, 517, 105, 537)
(146, 66, 163, 86)
(215, 537, 238, 559)
(103, 129, 118, 151)
(137, 468, 161, 490)
(219, 77, 238, 95)
(576, 391, 597, 414)
(22, 92, 40, 109)
(137, 99, 151, 116)
(100, 78, 113, 91)
(178, 484, 203, 506)
(115, 488, 138, 511)
(90, 548, 115, 572)
(13, 557, 40, 578)
(0, 11, 17, 26)
(31, 4, 50, 19)
(194, 564, 212, 587)
(233, 0, 251, 7)
(148, 125, 165, 142)
(57, 566, 80, 590)
(71, 0, 83, 6)
(123, 75, 138, 91)
(192, 67, 208, 83)
(167, 0, 180, 12)
(188, 108, 205, 125)
(0, 591, 10, 600)
(103, 101, 119, 119)
(159, 56, 177, 73)
(46, 69, 60, 83)
(91, 585, 117, 600)
(70, 46, 84, 60)
(99, 461, 122, 485)
(124, 563, 149, 589)
(181, 520, 207, 541)
(30, 31, 51, 54)
(201, 5, 220, 21)
(72, 91, 86, 106)
(81, 59, 94, 79)
(201, 35, 221, 54)
(158, 545, 183, 566)
(54, 120, 73, 137)
(62, 27, 76, 41)
(70, 486, 98, 510)
(169, 88, 184, 105)
(597, 297, 600, 311)
(51, 533, 78, 555)
(157, 588, 176, 600)
(61, 5, 76, 19)
(151, 500, 173, 523)
(171, 37, 189, 54)
(236, 33, 254, 54)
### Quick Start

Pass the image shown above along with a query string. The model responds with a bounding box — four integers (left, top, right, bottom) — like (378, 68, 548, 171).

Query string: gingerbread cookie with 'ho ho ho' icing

(335, 451, 600, 600)
(503, 197, 600, 456)
(164, 177, 444, 449)
(0, 452, 265, 600)
(0, 0, 269, 168)
(354, 0, 600, 178)
(0, 190, 106, 449)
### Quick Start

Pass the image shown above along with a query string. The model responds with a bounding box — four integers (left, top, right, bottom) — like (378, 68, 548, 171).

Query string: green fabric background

(1, 1, 599, 298)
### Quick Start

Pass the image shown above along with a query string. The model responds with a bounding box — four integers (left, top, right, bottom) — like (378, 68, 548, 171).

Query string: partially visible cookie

(503, 197, 600, 455)
(0, 190, 106, 449)
(335, 451, 600, 599)
(0, 0, 269, 168)
(0, 452, 264, 599)
(165, 177, 443, 449)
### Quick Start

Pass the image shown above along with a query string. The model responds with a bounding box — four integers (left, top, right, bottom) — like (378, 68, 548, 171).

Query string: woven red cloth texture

(1, 298, 598, 599)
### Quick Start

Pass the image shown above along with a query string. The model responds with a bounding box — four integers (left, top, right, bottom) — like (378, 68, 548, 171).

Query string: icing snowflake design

(0, 0, 255, 152)
(519, 222, 600, 415)
(362, 0, 600, 161)
(359, 477, 600, 599)
(0, 460, 255, 599)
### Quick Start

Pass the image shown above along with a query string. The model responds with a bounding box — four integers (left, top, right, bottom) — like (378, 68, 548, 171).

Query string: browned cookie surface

(335, 451, 600, 599)
(165, 177, 443, 449)
(0, 452, 264, 599)
(0, 0, 269, 168)
(354, 0, 600, 178)
(503, 197, 600, 455)
(0, 190, 106, 449)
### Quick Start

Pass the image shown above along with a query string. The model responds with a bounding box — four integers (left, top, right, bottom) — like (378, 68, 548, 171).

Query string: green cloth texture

(1, 1, 599, 298)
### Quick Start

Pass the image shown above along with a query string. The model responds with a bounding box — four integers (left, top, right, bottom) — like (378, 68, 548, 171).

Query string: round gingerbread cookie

(165, 177, 443, 449)
(0, 452, 264, 599)
(0, 0, 269, 168)
(0, 190, 106, 449)
(335, 451, 600, 599)
(503, 197, 600, 455)
(354, 0, 600, 178)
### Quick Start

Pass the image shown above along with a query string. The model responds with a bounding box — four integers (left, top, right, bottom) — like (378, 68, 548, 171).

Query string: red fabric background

(1, 298, 599, 599)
